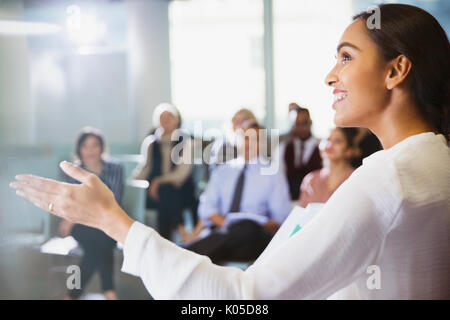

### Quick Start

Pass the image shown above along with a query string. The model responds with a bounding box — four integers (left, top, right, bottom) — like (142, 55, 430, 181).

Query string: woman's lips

(332, 89, 348, 109)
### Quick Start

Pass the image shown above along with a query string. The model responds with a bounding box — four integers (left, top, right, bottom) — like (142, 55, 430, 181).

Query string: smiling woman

(327, 5, 449, 148)
(10, 4, 450, 299)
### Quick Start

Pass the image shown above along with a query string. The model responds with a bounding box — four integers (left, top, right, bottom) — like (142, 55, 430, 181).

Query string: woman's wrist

(103, 205, 136, 244)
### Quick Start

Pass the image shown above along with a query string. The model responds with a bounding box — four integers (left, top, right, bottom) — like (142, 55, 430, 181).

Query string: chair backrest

(110, 154, 148, 223)
(120, 179, 149, 224)
(111, 154, 143, 180)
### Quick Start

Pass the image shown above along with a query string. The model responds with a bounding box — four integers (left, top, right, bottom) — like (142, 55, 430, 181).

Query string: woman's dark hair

(74, 126, 105, 164)
(353, 4, 450, 141)
(335, 127, 358, 148)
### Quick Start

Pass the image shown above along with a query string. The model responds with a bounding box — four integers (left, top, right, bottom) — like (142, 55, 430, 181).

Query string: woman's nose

(325, 65, 338, 87)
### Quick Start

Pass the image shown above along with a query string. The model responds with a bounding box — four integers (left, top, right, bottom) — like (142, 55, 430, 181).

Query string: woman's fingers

(11, 163, 120, 232)
(14, 187, 65, 219)
(13, 175, 64, 195)
(60, 161, 97, 187)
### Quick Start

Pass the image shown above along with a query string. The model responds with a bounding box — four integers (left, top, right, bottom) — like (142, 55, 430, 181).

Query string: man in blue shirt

(183, 120, 292, 264)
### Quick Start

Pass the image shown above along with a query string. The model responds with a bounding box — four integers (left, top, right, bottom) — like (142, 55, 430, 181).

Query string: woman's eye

(340, 53, 351, 64)
(334, 52, 352, 64)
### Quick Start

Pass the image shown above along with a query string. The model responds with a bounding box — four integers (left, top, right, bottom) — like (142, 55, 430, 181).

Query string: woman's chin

(333, 113, 346, 127)
(333, 112, 356, 128)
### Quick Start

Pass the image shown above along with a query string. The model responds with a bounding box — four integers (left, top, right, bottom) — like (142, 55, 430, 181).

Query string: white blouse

(121, 132, 450, 299)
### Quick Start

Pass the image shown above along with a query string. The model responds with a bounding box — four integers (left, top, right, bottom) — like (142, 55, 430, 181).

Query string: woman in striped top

(58, 127, 124, 300)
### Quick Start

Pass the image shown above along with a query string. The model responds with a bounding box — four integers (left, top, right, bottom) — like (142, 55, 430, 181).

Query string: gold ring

(48, 202, 54, 212)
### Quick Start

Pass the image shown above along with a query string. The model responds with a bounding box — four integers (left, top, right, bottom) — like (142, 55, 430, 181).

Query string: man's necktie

(228, 164, 247, 213)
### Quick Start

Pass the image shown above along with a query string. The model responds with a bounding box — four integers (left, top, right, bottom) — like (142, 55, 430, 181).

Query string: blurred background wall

(1, 0, 449, 148)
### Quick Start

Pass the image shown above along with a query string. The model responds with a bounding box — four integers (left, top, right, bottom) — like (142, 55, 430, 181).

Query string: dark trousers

(147, 184, 188, 240)
(184, 219, 273, 264)
(68, 224, 116, 299)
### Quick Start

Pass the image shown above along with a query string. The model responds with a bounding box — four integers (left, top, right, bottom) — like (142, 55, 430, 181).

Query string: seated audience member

(58, 127, 124, 300)
(274, 106, 323, 200)
(299, 127, 357, 208)
(278, 102, 302, 144)
(288, 102, 301, 113)
(351, 128, 383, 168)
(132, 103, 196, 241)
(208, 108, 257, 173)
(183, 120, 291, 264)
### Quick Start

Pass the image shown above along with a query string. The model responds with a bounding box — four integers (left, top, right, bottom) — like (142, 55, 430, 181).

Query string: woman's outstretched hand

(9, 161, 135, 244)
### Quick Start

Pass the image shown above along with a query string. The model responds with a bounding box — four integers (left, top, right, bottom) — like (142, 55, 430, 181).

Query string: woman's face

(322, 129, 352, 162)
(159, 111, 179, 132)
(232, 112, 248, 131)
(325, 19, 390, 128)
(80, 135, 102, 165)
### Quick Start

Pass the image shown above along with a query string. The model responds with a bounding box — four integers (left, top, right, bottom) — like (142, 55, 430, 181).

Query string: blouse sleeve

(121, 163, 402, 299)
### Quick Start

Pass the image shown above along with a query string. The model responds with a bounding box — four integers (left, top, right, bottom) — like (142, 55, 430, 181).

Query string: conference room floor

(0, 245, 152, 300)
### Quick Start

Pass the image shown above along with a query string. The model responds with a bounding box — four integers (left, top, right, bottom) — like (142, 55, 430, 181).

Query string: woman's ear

(385, 54, 412, 90)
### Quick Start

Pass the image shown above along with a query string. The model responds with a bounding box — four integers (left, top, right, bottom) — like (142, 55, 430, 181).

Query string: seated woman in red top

(299, 127, 357, 208)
